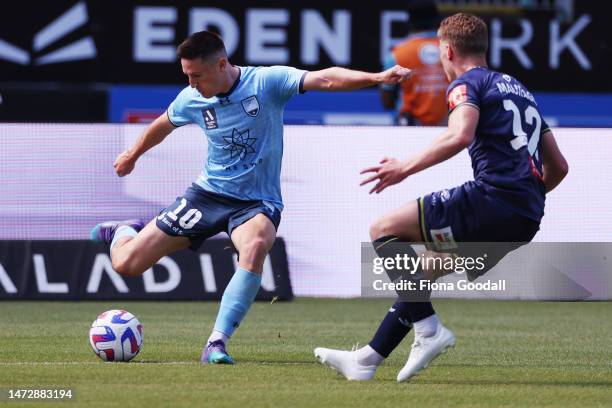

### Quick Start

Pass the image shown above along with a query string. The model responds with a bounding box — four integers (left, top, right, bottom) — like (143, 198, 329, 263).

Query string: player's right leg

(368, 199, 423, 242)
(111, 219, 190, 277)
(90, 184, 221, 277)
(316, 201, 421, 380)
(91, 218, 190, 277)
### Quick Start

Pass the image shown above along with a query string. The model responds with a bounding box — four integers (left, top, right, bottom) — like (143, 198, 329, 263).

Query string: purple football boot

(90, 219, 145, 244)
(201, 340, 234, 365)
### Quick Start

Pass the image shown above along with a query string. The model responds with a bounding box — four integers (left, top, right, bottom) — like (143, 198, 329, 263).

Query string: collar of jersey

(216, 66, 242, 98)
(466, 66, 487, 73)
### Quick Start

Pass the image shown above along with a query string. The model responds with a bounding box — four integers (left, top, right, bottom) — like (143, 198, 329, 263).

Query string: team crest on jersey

(448, 84, 467, 110)
(241, 96, 260, 117)
(202, 108, 218, 130)
(430, 226, 458, 251)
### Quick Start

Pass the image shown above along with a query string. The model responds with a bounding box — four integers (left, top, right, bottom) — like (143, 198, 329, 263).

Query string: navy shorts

(418, 181, 540, 279)
(156, 184, 281, 250)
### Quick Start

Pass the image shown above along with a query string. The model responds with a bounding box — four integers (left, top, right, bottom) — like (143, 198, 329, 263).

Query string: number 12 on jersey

(503, 99, 542, 160)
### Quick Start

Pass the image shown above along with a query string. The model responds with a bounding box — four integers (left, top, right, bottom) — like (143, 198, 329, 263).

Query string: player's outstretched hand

(360, 157, 408, 194)
(380, 65, 411, 84)
(114, 150, 136, 177)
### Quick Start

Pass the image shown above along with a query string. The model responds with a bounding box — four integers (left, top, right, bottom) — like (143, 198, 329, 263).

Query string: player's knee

(112, 256, 142, 278)
(240, 237, 270, 264)
(369, 218, 395, 241)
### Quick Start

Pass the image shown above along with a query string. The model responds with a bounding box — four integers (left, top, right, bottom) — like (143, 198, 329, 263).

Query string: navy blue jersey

(446, 67, 549, 222)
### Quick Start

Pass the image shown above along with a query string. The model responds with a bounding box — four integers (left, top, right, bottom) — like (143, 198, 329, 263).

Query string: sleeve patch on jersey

(448, 84, 468, 110)
(166, 109, 182, 127)
(298, 71, 308, 94)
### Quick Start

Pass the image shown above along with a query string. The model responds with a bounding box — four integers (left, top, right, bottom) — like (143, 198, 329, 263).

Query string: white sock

(413, 314, 440, 338)
(356, 345, 385, 366)
(110, 226, 137, 249)
(207, 330, 229, 345)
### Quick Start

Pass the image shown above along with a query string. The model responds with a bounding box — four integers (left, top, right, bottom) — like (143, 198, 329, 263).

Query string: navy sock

(369, 300, 413, 358)
(405, 300, 435, 322)
(368, 236, 436, 356)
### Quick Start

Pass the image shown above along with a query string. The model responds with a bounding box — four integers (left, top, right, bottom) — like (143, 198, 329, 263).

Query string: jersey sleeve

(380, 52, 398, 92)
(540, 116, 551, 134)
(446, 79, 480, 114)
(261, 66, 308, 104)
(167, 86, 194, 127)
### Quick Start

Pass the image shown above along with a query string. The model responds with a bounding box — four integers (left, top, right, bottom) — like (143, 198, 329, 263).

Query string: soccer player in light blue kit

(91, 31, 411, 364)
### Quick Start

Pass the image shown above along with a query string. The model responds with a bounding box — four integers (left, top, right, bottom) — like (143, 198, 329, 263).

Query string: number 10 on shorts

(158, 198, 202, 230)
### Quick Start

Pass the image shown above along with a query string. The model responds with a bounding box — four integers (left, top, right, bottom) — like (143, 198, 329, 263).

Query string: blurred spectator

(380, 0, 448, 126)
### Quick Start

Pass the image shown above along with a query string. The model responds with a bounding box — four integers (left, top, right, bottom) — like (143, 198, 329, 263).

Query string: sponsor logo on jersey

(241, 95, 260, 117)
(448, 84, 467, 110)
(223, 128, 256, 160)
(203, 108, 218, 130)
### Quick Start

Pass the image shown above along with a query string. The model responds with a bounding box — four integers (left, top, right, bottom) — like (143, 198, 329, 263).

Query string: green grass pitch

(0, 299, 610, 407)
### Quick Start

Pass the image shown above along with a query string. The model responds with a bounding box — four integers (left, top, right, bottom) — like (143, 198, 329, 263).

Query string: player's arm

(113, 113, 176, 177)
(360, 104, 478, 194)
(379, 53, 401, 109)
(539, 130, 569, 193)
(402, 104, 478, 175)
(302, 65, 411, 91)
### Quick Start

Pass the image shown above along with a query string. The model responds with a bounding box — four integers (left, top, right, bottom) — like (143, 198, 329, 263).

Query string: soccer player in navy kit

(91, 31, 411, 364)
(315, 13, 569, 382)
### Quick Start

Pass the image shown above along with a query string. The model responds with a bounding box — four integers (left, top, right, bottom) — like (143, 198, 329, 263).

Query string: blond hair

(438, 13, 488, 56)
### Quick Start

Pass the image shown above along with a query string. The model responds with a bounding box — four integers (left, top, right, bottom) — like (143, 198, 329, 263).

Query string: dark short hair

(438, 13, 488, 56)
(176, 31, 227, 61)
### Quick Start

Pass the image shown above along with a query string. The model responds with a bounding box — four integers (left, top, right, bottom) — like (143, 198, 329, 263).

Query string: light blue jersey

(167, 65, 307, 210)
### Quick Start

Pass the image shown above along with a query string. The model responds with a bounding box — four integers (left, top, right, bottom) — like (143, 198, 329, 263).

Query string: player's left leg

(316, 200, 455, 381)
(202, 212, 277, 364)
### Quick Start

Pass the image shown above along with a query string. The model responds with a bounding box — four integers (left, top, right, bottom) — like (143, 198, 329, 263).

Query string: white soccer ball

(89, 309, 144, 362)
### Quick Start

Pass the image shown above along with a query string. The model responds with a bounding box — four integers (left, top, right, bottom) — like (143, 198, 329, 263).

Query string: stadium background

(1, 0, 610, 301)
(1, 0, 611, 126)
(0, 2, 610, 407)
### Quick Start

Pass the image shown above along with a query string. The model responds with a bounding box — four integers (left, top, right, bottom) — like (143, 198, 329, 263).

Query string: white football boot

(397, 323, 456, 383)
(314, 347, 378, 381)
